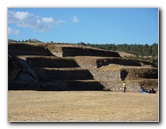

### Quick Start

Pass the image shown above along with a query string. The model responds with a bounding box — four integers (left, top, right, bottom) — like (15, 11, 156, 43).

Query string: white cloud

(8, 27, 20, 35)
(42, 17, 55, 23)
(72, 16, 79, 23)
(8, 10, 65, 32)
(13, 11, 30, 20)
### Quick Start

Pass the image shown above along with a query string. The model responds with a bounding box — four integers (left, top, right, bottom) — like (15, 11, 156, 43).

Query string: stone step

(25, 56, 80, 68)
(89, 69, 121, 81)
(47, 45, 121, 57)
(8, 80, 104, 91)
(8, 43, 53, 56)
(8, 81, 67, 91)
(66, 80, 104, 91)
(33, 68, 94, 81)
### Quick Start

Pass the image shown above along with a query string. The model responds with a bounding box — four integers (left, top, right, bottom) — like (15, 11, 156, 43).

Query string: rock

(15, 73, 37, 82)
(8, 55, 38, 82)
(8, 55, 21, 81)
(18, 59, 38, 81)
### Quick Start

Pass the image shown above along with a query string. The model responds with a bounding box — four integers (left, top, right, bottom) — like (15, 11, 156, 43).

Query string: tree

(77, 42, 86, 46)
(88, 43, 158, 57)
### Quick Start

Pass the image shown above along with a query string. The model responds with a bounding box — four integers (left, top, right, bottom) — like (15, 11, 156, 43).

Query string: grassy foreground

(8, 91, 158, 122)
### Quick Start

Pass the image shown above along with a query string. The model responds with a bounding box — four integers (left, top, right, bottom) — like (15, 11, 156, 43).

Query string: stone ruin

(8, 42, 158, 92)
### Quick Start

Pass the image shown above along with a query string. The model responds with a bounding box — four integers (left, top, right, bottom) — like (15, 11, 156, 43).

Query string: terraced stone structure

(8, 42, 158, 92)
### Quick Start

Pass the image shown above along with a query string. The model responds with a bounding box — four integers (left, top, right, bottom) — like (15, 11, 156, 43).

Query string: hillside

(8, 42, 158, 92)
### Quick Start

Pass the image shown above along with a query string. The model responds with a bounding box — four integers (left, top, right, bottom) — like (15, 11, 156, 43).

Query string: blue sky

(8, 8, 158, 45)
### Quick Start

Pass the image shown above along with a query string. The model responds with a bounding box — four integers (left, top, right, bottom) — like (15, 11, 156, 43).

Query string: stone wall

(8, 81, 68, 91)
(62, 47, 120, 57)
(76, 57, 142, 69)
(33, 68, 94, 81)
(67, 81, 104, 91)
(9, 43, 53, 56)
(89, 69, 121, 81)
(123, 68, 158, 80)
(101, 81, 141, 92)
(8, 80, 104, 91)
(96, 58, 141, 68)
(26, 57, 80, 68)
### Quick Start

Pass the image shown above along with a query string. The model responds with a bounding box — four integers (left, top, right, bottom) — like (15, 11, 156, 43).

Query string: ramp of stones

(75, 56, 158, 92)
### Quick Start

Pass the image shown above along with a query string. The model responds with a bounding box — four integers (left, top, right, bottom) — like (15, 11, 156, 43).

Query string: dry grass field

(8, 91, 158, 122)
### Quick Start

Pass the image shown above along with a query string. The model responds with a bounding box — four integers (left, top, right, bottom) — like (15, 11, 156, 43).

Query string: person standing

(123, 81, 126, 93)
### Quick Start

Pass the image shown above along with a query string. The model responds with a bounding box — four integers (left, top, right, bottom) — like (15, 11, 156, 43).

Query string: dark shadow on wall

(96, 58, 141, 68)
(8, 43, 54, 56)
(26, 57, 80, 68)
(120, 69, 128, 81)
(8, 81, 105, 91)
(62, 47, 120, 57)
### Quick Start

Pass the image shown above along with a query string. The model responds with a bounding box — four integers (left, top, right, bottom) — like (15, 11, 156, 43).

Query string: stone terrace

(8, 42, 158, 92)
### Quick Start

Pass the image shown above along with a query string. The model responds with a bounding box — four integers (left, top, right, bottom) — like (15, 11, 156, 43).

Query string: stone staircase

(9, 55, 105, 91)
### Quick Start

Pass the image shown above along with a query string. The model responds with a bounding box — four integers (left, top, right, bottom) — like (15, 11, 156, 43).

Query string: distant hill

(8, 39, 42, 43)
(8, 39, 18, 42)
(28, 39, 42, 43)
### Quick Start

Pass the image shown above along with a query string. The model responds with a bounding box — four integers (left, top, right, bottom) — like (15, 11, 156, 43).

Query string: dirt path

(8, 91, 158, 122)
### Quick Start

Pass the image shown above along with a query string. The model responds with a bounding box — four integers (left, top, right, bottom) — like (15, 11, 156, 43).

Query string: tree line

(77, 42, 158, 66)
(81, 43, 158, 57)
